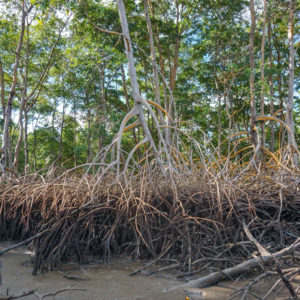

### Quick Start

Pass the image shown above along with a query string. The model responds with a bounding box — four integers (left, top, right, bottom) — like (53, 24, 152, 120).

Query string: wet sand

(0, 242, 295, 300)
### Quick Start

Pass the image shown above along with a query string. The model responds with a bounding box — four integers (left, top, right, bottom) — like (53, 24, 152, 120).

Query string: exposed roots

(0, 163, 299, 278)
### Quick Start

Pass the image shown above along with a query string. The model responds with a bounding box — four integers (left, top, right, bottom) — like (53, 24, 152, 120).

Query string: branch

(26, 15, 71, 105)
(165, 237, 300, 291)
(0, 229, 49, 256)
(82, 0, 122, 37)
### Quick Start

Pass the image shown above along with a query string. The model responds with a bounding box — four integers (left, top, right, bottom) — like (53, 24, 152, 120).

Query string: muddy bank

(0, 243, 296, 300)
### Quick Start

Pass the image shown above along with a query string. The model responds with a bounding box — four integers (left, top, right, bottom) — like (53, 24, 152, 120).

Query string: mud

(0, 242, 295, 300)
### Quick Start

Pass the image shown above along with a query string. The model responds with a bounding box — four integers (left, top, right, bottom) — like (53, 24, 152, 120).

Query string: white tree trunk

(116, 0, 162, 172)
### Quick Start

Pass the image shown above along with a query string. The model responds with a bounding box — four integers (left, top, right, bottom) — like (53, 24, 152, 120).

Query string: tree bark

(13, 17, 30, 172)
(151, 8, 169, 130)
(85, 93, 92, 163)
(121, 65, 140, 159)
(249, 0, 259, 165)
(24, 109, 29, 172)
(116, 0, 161, 173)
(272, 26, 284, 123)
(73, 105, 77, 167)
(259, 0, 267, 151)
(268, 21, 275, 152)
(143, 0, 168, 142)
(52, 98, 57, 134)
(58, 99, 66, 165)
(217, 93, 222, 156)
(33, 127, 37, 172)
(286, 0, 298, 166)
(97, 66, 106, 152)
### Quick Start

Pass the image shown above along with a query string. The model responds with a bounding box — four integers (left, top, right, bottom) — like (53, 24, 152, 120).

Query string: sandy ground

(0, 242, 295, 300)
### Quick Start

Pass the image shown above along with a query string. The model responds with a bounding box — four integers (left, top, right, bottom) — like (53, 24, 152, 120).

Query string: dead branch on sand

(165, 225, 300, 291)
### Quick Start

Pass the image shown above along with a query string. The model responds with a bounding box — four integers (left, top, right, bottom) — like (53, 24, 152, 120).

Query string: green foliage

(0, 0, 298, 172)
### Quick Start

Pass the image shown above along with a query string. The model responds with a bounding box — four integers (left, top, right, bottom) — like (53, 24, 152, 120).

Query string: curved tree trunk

(116, 0, 162, 173)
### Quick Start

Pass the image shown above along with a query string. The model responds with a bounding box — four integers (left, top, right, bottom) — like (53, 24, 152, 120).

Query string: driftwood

(0, 230, 49, 256)
(166, 236, 300, 291)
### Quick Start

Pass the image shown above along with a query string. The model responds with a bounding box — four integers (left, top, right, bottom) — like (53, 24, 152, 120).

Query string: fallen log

(165, 237, 300, 291)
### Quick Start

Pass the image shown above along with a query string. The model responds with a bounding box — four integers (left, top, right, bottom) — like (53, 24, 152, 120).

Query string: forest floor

(0, 243, 296, 300)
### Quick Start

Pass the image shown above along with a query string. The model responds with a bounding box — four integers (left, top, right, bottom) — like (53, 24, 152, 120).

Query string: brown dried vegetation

(0, 152, 299, 279)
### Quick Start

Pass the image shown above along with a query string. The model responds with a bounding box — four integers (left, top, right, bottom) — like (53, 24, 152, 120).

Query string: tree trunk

(259, 0, 267, 151)
(116, 0, 163, 173)
(13, 18, 30, 173)
(73, 106, 77, 167)
(0, 57, 4, 115)
(121, 65, 140, 160)
(217, 94, 222, 156)
(52, 98, 57, 134)
(1, 0, 28, 175)
(7, 133, 13, 169)
(97, 66, 106, 152)
(24, 109, 29, 173)
(272, 26, 284, 123)
(58, 99, 66, 165)
(143, 0, 168, 141)
(33, 129, 37, 172)
(286, 0, 298, 166)
(85, 94, 92, 163)
(268, 21, 275, 153)
(225, 87, 232, 164)
(249, 0, 259, 164)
